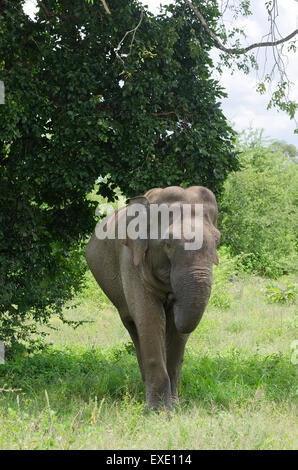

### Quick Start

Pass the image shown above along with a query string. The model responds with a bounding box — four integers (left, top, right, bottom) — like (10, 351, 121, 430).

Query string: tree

(181, 1, 298, 124)
(220, 130, 298, 277)
(268, 140, 298, 162)
(183, 0, 298, 55)
(0, 0, 237, 349)
(105, 0, 298, 125)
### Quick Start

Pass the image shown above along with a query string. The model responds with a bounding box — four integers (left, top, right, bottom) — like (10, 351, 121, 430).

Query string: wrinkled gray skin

(85, 186, 220, 409)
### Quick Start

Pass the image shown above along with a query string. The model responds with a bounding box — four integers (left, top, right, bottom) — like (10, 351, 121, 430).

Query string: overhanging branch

(100, 0, 111, 15)
(115, 9, 144, 64)
(183, 0, 298, 54)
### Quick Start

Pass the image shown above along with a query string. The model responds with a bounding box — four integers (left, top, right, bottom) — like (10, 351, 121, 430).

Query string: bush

(219, 130, 298, 278)
(209, 247, 239, 309)
(264, 284, 297, 305)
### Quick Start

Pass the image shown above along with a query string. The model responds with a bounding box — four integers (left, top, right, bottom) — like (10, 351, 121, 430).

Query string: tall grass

(0, 256, 297, 450)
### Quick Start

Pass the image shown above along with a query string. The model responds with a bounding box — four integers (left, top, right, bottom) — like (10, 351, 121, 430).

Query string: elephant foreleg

(166, 308, 189, 403)
(136, 304, 172, 409)
(120, 254, 172, 409)
(122, 317, 145, 382)
(126, 298, 172, 409)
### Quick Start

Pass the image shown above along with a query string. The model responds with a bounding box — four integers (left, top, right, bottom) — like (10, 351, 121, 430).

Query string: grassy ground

(0, 264, 297, 450)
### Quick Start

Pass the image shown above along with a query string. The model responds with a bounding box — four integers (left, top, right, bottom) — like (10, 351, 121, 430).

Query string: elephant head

(124, 186, 220, 334)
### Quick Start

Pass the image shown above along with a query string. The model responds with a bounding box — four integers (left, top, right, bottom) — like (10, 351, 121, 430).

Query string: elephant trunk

(171, 268, 212, 334)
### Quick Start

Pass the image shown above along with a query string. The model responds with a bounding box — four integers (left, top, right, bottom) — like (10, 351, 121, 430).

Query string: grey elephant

(85, 186, 220, 409)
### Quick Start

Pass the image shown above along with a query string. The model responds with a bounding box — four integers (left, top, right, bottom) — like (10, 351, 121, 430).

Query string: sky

(23, 0, 298, 145)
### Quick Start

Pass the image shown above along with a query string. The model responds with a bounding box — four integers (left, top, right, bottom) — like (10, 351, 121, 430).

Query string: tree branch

(115, 9, 144, 64)
(100, 0, 111, 15)
(151, 110, 180, 121)
(37, 1, 54, 18)
(183, 0, 298, 55)
(37, 1, 74, 21)
(0, 0, 8, 15)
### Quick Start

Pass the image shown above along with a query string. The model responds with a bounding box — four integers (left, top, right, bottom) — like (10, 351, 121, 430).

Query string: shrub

(264, 284, 297, 305)
(209, 247, 239, 310)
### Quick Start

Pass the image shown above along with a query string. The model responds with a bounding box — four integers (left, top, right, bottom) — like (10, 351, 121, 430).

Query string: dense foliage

(0, 0, 237, 348)
(220, 131, 298, 278)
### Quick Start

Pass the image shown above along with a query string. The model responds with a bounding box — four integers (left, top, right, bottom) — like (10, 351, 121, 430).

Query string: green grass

(0, 269, 297, 450)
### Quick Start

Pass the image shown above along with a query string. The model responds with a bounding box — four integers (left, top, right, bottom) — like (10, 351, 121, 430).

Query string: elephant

(85, 186, 220, 409)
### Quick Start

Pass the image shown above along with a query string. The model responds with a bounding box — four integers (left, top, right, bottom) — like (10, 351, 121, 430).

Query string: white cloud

(141, 0, 172, 14)
(218, 0, 298, 144)
(279, 0, 298, 30)
(23, 0, 37, 18)
(235, 18, 262, 40)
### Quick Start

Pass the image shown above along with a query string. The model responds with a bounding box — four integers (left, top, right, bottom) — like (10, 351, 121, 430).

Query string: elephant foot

(145, 373, 172, 410)
(171, 394, 179, 405)
(146, 388, 173, 411)
(143, 404, 173, 421)
(145, 402, 173, 414)
(146, 396, 173, 411)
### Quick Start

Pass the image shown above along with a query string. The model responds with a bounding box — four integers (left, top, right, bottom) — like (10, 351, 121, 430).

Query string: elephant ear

(124, 196, 149, 267)
(210, 225, 220, 265)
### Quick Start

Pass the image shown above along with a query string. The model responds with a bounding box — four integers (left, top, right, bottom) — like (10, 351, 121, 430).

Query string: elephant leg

(120, 250, 172, 409)
(122, 317, 145, 382)
(127, 297, 172, 409)
(166, 307, 189, 403)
